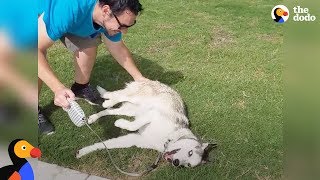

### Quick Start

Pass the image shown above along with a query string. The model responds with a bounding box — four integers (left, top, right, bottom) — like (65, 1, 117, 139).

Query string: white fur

(76, 80, 210, 167)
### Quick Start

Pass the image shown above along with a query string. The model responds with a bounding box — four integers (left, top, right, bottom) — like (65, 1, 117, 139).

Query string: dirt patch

(254, 67, 266, 80)
(146, 39, 179, 54)
(210, 27, 234, 48)
(233, 99, 246, 110)
(155, 23, 175, 30)
(257, 34, 283, 43)
(248, 17, 259, 28)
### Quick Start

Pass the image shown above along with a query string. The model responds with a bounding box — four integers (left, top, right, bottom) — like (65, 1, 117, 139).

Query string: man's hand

(54, 87, 75, 109)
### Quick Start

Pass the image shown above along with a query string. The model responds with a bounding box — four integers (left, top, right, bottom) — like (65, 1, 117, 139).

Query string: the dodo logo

(271, 5, 289, 23)
(0, 139, 41, 180)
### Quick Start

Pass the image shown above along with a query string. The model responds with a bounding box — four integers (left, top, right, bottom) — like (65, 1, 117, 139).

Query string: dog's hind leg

(76, 133, 153, 158)
(88, 102, 137, 124)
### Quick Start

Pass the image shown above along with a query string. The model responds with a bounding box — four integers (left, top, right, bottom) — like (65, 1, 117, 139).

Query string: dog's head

(163, 138, 217, 167)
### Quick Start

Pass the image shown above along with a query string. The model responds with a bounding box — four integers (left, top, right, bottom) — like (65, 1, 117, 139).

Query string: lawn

(39, 0, 283, 179)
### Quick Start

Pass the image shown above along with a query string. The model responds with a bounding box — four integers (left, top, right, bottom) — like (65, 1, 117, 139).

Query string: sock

(71, 82, 89, 91)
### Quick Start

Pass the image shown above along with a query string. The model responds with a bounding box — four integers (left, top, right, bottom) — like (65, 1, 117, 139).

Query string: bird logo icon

(271, 5, 290, 23)
(0, 139, 41, 180)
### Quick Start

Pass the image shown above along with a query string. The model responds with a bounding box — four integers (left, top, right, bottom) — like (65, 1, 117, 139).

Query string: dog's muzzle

(172, 159, 180, 166)
(163, 148, 180, 164)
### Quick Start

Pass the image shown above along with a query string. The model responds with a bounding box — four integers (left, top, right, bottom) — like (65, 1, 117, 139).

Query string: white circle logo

(271, 5, 290, 23)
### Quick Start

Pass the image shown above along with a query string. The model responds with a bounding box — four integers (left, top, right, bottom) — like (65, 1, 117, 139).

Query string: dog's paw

(76, 149, 85, 159)
(88, 114, 99, 124)
(102, 92, 111, 99)
(114, 119, 129, 129)
(102, 100, 115, 108)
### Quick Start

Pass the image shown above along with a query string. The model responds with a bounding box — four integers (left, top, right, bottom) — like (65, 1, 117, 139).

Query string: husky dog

(76, 80, 216, 167)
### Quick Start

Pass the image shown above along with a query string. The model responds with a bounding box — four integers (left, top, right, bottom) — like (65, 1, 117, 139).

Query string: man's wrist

(132, 74, 143, 81)
(52, 84, 66, 94)
(133, 75, 148, 82)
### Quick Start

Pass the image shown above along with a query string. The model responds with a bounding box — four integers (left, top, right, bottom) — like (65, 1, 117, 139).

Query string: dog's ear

(201, 142, 218, 164)
(202, 143, 209, 151)
(201, 159, 209, 164)
(202, 142, 218, 151)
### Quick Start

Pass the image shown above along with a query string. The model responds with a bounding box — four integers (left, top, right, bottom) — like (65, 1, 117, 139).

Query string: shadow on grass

(42, 54, 184, 138)
(91, 54, 184, 89)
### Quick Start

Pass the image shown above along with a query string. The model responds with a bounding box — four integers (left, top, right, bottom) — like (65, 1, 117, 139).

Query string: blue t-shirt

(39, 0, 122, 42)
(0, 1, 38, 50)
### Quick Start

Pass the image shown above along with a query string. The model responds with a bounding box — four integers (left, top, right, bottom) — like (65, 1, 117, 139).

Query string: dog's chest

(138, 119, 176, 151)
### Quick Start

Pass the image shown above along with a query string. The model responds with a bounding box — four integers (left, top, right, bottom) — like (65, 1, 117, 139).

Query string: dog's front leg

(88, 103, 137, 124)
(76, 133, 153, 158)
(101, 90, 127, 108)
(114, 118, 151, 131)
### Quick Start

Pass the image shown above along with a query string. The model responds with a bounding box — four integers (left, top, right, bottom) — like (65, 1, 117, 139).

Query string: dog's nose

(173, 159, 180, 166)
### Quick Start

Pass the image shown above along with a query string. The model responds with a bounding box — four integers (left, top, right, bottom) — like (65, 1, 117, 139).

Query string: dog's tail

(96, 86, 107, 96)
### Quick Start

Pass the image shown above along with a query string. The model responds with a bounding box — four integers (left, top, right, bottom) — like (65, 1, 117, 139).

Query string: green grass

(39, 0, 283, 179)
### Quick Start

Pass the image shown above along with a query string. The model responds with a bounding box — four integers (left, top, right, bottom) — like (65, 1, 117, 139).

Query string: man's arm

(0, 35, 37, 109)
(103, 36, 147, 81)
(38, 14, 74, 108)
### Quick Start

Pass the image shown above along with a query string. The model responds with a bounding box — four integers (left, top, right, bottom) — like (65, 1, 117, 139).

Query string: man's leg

(62, 34, 104, 105)
(38, 34, 101, 135)
(38, 48, 54, 135)
(73, 46, 97, 85)
(38, 78, 42, 95)
(38, 78, 55, 135)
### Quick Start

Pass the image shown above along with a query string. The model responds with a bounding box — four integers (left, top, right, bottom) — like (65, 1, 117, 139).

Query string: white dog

(76, 80, 216, 167)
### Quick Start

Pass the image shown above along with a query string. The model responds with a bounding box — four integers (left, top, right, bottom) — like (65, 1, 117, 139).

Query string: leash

(64, 100, 164, 177)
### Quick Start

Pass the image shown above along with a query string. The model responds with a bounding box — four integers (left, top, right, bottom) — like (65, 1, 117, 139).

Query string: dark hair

(99, 0, 143, 16)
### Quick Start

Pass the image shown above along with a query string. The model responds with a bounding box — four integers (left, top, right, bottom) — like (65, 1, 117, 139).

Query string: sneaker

(0, 103, 18, 124)
(38, 108, 55, 135)
(71, 83, 104, 106)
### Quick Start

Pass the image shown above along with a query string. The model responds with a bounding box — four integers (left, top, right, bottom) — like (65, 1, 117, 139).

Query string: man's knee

(74, 46, 97, 59)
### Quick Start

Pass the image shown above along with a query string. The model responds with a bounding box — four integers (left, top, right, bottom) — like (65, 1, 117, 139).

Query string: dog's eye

(187, 163, 191, 167)
(188, 150, 193, 157)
